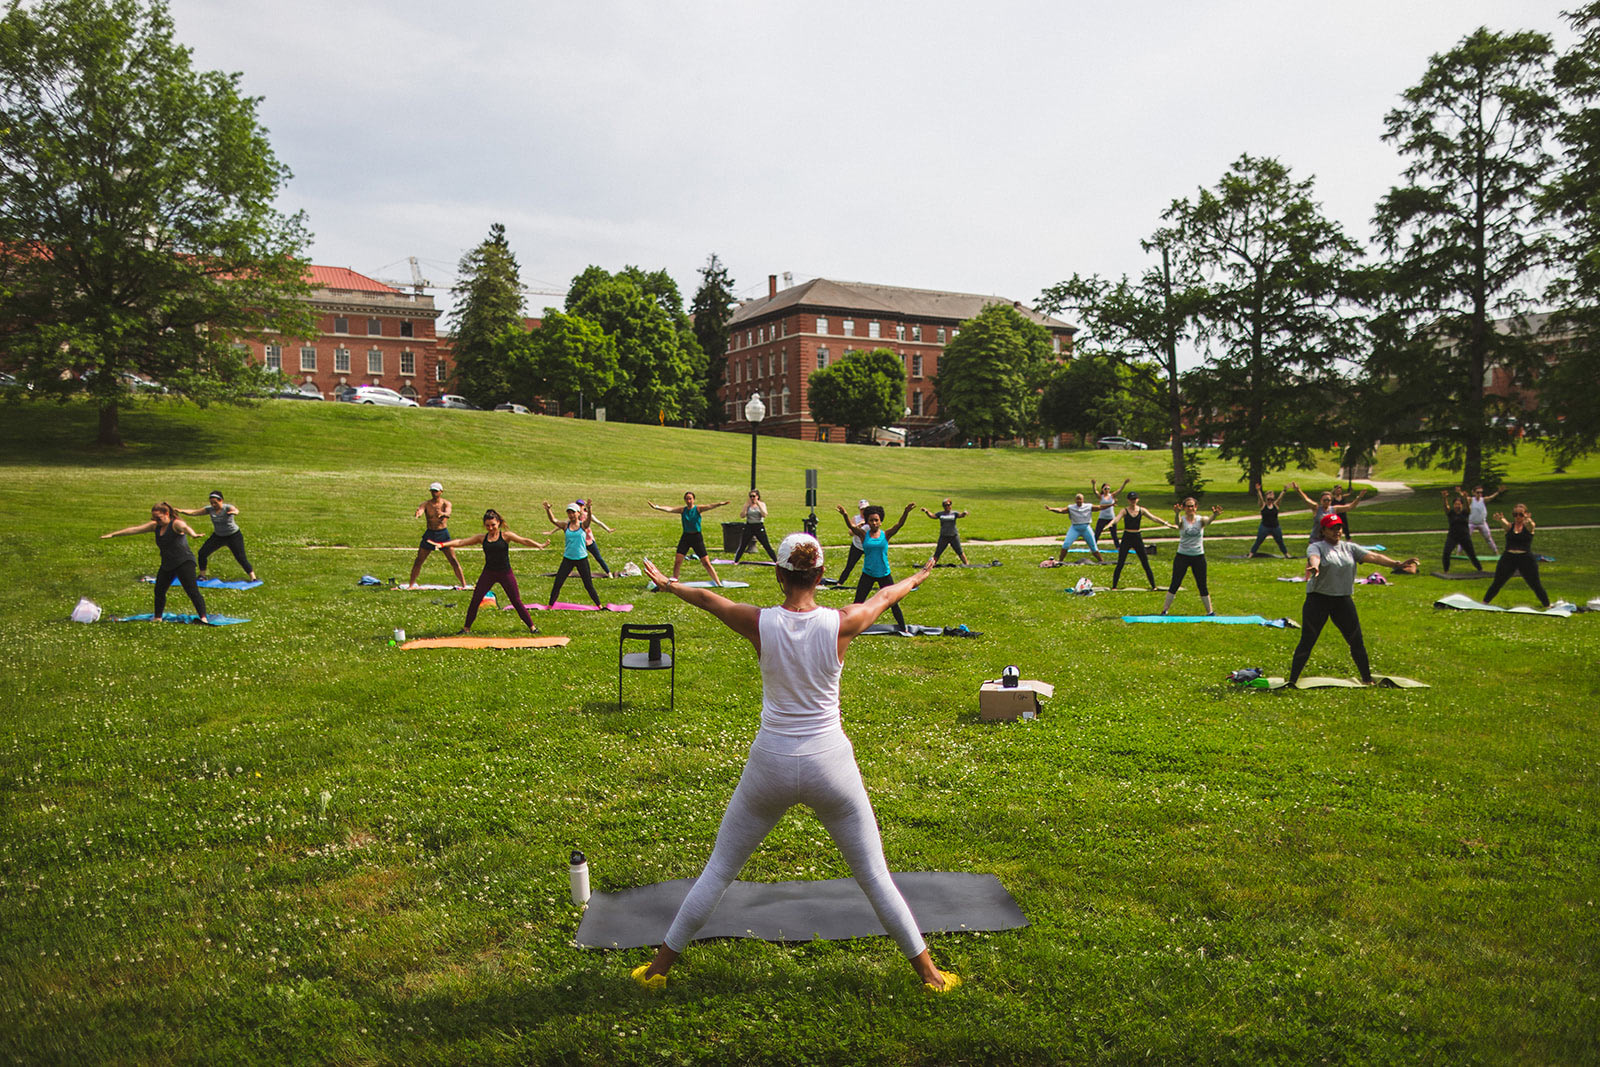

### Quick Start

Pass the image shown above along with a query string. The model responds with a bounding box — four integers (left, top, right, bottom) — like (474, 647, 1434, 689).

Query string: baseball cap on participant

(1320, 513, 1345, 529)
(858, 498, 870, 508)
(566, 502, 582, 513)
(775, 532, 825, 571)
(429, 481, 444, 492)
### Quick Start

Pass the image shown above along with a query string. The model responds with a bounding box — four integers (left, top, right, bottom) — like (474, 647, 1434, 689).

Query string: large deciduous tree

(690, 253, 735, 428)
(1167, 154, 1362, 486)
(931, 303, 1055, 448)
(0, 0, 314, 445)
(1372, 27, 1557, 486)
(498, 309, 617, 416)
(1038, 351, 1165, 448)
(806, 347, 905, 443)
(448, 223, 525, 408)
(565, 265, 706, 425)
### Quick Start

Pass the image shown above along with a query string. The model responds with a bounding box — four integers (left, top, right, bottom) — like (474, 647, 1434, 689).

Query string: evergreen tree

(690, 254, 736, 427)
(932, 303, 1055, 448)
(448, 223, 525, 408)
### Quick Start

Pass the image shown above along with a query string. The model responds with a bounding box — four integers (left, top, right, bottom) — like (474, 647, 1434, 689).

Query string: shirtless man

(408, 481, 467, 588)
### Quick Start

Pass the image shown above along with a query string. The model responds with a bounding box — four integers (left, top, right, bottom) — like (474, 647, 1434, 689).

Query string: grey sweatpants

(662, 736, 926, 958)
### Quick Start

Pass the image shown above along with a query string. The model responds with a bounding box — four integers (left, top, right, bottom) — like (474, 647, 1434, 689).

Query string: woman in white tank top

(633, 534, 960, 993)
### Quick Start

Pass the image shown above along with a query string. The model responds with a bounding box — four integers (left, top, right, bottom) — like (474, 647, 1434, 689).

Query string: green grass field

(1, 398, 1597, 1065)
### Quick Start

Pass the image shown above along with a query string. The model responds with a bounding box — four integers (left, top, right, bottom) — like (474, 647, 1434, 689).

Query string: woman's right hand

(641, 558, 672, 587)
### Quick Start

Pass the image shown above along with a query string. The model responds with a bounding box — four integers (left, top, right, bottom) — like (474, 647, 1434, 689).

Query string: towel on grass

(645, 580, 750, 591)
(400, 635, 571, 650)
(1237, 674, 1430, 690)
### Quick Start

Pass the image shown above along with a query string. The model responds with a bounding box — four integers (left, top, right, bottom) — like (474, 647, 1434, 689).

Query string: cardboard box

(978, 678, 1054, 721)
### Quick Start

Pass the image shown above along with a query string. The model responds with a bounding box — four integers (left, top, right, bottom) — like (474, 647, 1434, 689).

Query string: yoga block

(978, 678, 1054, 721)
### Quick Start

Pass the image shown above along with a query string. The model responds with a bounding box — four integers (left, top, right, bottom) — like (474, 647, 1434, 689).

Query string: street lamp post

(745, 392, 766, 491)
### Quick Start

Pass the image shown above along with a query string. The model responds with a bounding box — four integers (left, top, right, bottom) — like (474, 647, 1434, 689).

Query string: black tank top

(1260, 504, 1279, 525)
(1123, 509, 1143, 532)
(483, 533, 510, 570)
(1446, 509, 1469, 533)
(154, 523, 193, 567)
(1506, 523, 1533, 552)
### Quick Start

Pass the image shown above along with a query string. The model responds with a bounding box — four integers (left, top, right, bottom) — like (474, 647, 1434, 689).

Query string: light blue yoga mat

(143, 576, 262, 590)
(115, 613, 250, 625)
(1123, 614, 1297, 628)
(646, 580, 750, 590)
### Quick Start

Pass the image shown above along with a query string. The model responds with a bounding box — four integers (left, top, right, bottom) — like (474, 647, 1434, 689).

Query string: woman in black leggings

(102, 503, 209, 623)
(177, 491, 256, 580)
(1482, 505, 1550, 607)
(1110, 492, 1173, 590)
(734, 489, 778, 563)
(1287, 514, 1418, 686)
(1440, 489, 1482, 573)
(1248, 483, 1290, 557)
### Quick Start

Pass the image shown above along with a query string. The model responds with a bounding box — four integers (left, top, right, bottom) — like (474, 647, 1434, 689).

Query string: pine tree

(448, 223, 525, 407)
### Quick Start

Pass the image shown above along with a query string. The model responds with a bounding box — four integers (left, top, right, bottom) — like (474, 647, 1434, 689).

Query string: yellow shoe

(924, 972, 963, 994)
(630, 964, 666, 990)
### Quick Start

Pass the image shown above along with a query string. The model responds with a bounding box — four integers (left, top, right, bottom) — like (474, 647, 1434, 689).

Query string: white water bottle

(568, 850, 590, 905)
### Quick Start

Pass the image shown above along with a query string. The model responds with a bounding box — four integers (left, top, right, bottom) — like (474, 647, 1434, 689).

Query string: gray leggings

(662, 737, 926, 958)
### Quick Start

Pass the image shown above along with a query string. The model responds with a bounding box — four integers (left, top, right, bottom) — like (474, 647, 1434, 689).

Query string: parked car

(272, 383, 324, 401)
(1096, 436, 1148, 451)
(351, 386, 418, 407)
(871, 426, 907, 446)
(426, 394, 478, 410)
(494, 402, 531, 414)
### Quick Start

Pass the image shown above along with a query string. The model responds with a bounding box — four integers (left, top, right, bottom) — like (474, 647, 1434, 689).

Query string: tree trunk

(97, 399, 122, 447)
(1161, 246, 1187, 492)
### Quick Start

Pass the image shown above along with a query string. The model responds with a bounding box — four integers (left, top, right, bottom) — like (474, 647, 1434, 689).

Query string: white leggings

(1471, 521, 1498, 554)
(662, 737, 926, 958)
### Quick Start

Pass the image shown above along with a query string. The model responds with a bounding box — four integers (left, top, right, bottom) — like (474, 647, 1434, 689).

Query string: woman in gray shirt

(177, 490, 255, 581)
(1287, 514, 1418, 686)
(1160, 497, 1222, 615)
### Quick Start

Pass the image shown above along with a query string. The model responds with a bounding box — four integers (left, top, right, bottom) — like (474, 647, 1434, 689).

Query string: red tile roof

(306, 265, 400, 293)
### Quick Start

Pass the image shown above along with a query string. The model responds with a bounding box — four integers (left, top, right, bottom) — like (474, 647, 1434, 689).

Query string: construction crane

(372, 256, 566, 300)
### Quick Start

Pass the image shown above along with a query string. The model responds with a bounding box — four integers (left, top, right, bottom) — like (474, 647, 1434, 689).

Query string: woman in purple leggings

(428, 510, 547, 632)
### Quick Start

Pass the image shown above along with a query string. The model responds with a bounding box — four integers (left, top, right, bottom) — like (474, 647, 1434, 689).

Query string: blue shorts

(422, 528, 452, 549)
(1062, 524, 1099, 552)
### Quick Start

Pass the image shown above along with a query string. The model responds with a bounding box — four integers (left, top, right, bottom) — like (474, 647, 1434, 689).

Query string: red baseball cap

(1320, 513, 1345, 529)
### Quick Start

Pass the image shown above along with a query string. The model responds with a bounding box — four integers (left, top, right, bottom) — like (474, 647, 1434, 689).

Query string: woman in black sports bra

(101, 502, 209, 622)
(1111, 491, 1174, 590)
(1249, 483, 1290, 557)
(429, 510, 548, 632)
(1482, 504, 1550, 607)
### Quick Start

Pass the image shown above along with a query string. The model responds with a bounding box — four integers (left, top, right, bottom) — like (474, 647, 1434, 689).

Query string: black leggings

(585, 540, 611, 574)
(1167, 552, 1208, 596)
(837, 544, 865, 583)
(1093, 515, 1121, 550)
(1290, 592, 1370, 683)
(550, 556, 601, 606)
(1112, 532, 1156, 588)
(933, 532, 964, 562)
(1442, 528, 1480, 572)
(734, 523, 776, 562)
(1249, 523, 1288, 556)
(154, 560, 206, 619)
(197, 531, 252, 575)
(853, 573, 905, 628)
(1483, 553, 1548, 607)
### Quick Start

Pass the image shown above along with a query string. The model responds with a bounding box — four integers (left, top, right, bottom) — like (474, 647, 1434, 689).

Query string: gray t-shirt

(1066, 503, 1095, 524)
(936, 511, 960, 537)
(1306, 539, 1372, 597)
(1176, 515, 1206, 555)
(206, 504, 238, 536)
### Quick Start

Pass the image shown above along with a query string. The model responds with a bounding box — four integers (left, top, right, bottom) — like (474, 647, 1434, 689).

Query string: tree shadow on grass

(0, 396, 228, 468)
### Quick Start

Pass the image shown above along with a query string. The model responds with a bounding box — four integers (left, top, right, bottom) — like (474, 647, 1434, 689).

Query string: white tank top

(755, 606, 846, 755)
(1469, 498, 1488, 523)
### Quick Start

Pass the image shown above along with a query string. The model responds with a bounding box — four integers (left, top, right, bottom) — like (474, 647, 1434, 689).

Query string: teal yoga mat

(1123, 614, 1298, 628)
(645, 580, 750, 590)
(114, 613, 249, 625)
(142, 576, 262, 590)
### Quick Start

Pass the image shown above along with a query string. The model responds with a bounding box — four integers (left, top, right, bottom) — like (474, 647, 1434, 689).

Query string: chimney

(769, 274, 778, 298)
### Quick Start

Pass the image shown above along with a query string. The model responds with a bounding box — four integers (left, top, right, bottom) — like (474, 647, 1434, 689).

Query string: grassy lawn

(0, 398, 1596, 1065)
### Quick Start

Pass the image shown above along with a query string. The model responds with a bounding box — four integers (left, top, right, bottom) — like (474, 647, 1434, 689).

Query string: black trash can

(721, 522, 743, 553)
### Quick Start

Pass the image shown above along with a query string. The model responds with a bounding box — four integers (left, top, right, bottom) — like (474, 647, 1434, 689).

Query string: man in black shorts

(408, 481, 467, 588)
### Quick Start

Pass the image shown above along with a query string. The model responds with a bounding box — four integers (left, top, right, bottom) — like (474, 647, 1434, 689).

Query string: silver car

(1095, 436, 1148, 451)
(352, 386, 418, 407)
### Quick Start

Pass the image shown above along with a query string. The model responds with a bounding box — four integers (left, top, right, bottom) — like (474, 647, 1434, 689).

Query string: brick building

(247, 266, 449, 400)
(720, 276, 1076, 441)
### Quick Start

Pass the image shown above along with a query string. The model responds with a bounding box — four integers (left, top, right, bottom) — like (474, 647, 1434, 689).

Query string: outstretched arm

(641, 558, 760, 646)
(699, 500, 731, 513)
(884, 503, 916, 539)
(503, 531, 549, 549)
(1198, 505, 1224, 527)
(837, 557, 935, 646)
(1045, 505, 1070, 514)
(174, 506, 206, 516)
(1290, 483, 1316, 507)
(836, 505, 866, 538)
(431, 533, 485, 550)
(542, 500, 560, 525)
(1144, 506, 1176, 530)
(1358, 549, 1420, 570)
(1485, 488, 1504, 503)
(102, 521, 157, 538)
(919, 507, 937, 519)
(648, 502, 686, 515)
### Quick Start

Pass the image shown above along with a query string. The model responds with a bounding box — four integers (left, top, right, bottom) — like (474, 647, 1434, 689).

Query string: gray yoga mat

(1431, 569, 1489, 580)
(1251, 674, 1431, 690)
(575, 871, 1027, 949)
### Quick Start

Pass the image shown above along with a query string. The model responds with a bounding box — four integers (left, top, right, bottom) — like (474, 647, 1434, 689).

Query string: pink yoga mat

(519, 601, 633, 612)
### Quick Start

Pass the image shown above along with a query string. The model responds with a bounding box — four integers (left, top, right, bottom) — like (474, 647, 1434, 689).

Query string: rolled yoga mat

(1433, 592, 1575, 617)
(574, 871, 1028, 949)
(114, 613, 249, 625)
(142, 576, 262, 590)
(400, 635, 571, 650)
(1123, 614, 1298, 628)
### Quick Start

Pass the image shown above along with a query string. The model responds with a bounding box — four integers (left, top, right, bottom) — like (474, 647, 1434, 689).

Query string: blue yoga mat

(143, 577, 262, 590)
(1123, 614, 1296, 628)
(115, 613, 250, 626)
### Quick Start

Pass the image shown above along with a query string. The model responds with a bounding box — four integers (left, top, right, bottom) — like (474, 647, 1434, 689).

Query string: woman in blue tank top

(648, 491, 729, 586)
(544, 502, 605, 607)
(838, 501, 917, 631)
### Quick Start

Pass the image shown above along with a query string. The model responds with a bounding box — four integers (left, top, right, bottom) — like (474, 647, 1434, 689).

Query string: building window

(746, 331, 753, 348)
(842, 319, 855, 337)
(913, 389, 923, 416)
(400, 321, 414, 338)
(816, 346, 829, 369)
(781, 350, 788, 374)
(367, 318, 382, 336)
(759, 326, 766, 343)
(912, 325, 922, 341)
(781, 321, 787, 337)
(367, 349, 383, 375)
(868, 321, 880, 339)
(436, 363, 447, 383)
(936, 327, 946, 343)
(818, 427, 830, 442)
(335, 347, 350, 373)
(400, 351, 415, 376)
(912, 353, 923, 378)
(1053, 335, 1062, 353)
(299, 346, 317, 372)
(264, 344, 281, 371)
(781, 384, 790, 415)
(895, 324, 905, 341)
(816, 317, 828, 335)
(399, 383, 418, 398)
(334, 316, 348, 334)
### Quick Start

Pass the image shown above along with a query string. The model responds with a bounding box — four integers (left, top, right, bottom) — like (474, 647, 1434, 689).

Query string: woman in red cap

(1287, 513, 1418, 686)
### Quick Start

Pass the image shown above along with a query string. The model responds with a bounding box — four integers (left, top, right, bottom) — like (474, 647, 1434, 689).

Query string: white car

(1095, 436, 1148, 451)
(494, 402, 532, 414)
(352, 386, 418, 407)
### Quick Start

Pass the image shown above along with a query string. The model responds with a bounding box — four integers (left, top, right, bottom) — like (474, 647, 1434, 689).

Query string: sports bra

(483, 533, 510, 569)
(1506, 523, 1534, 553)
(1123, 509, 1143, 532)
(1260, 504, 1279, 524)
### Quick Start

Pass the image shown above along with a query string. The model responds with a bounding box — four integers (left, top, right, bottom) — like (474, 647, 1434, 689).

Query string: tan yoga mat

(400, 635, 571, 650)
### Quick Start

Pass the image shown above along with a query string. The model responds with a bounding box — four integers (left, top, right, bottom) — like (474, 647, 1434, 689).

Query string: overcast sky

(171, 0, 1575, 322)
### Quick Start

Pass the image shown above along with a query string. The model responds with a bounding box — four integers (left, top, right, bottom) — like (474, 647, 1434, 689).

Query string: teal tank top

(862, 530, 890, 578)
(564, 527, 587, 560)
(681, 506, 702, 533)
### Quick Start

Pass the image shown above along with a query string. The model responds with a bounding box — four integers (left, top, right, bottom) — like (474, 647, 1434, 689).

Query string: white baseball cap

(429, 481, 443, 492)
(858, 498, 870, 508)
(775, 532, 825, 571)
(566, 502, 582, 513)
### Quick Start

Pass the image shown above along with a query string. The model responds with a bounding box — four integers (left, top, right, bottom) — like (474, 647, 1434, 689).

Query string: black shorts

(676, 531, 708, 557)
(423, 528, 451, 549)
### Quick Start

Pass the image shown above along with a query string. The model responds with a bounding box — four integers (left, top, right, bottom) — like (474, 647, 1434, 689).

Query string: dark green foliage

(447, 223, 525, 408)
(690, 253, 736, 428)
(806, 347, 905, 442)
(931, 303, 1055, 447)
(1372, 28, 1558, 486)
(565, 265, 707, 426)
(1169, 155, 1363, 486)
(1038, 351, 1164, 447)
(498, 309, 618, 415)
(0, 0, 314, 445)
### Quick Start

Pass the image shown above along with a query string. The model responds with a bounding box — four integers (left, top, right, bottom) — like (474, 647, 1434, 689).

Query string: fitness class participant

(631, 537, 958, 993)
(1092, 477, 1130, 551)
(835, 498, 871, 583)
(1328, 484, 1368, 539)
(101, 503, 209, 623)
(1440, 489, 1482, 573)
(647, 491, 728, 585)
(1289, 483, 1360, 544)
(545, 499, 617, 578)
(176, 491, 256, 580)
(1248, 483, 1291, 558)
(545, 502, 606, 606)
(1160, 498, 1223, 615)
(1466, 485, 1504, 554)
(1045, 494, 1104, 563)
(408, 481, 466, 589)
(734, 489, 778, 563)
(839, 502, 917, 632)
(1287, 514, 1419, 686)
(429, 510, 547, 631)
(1482, 504, 1550, 608)
(920, 499, 970, 565)
(1111, 491, 1174, 590)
